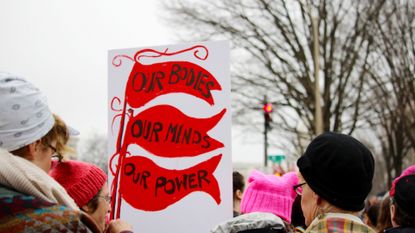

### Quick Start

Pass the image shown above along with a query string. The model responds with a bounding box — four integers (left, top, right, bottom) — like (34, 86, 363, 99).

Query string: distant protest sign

(108, 41, 231, 233)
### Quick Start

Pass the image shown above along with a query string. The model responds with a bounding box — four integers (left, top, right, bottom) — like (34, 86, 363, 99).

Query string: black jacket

(384, 227, 415, 233)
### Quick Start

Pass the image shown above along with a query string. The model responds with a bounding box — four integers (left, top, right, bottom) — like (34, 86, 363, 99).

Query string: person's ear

(313, 190, 321, 205)
(26, 141, 39, 160)
(236, 189, 243, 200)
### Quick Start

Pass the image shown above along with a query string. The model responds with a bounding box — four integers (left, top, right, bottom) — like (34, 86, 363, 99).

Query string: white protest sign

(108, 41, 231, 233)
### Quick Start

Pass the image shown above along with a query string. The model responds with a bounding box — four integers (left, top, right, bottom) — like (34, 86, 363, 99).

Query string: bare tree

(364, 0, 415, 186)
(78, 133, 108, 173)
(163, 0, 385, 153)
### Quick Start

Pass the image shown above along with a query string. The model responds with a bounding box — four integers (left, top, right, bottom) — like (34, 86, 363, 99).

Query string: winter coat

(0, 184, 92, 232)
(211, 212, 289, 233)
(384, 227, 415, 233)
(0, 148, 95, 232)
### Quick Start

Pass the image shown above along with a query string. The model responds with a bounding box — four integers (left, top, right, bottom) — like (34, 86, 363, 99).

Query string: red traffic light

(263, 103, 272, 113)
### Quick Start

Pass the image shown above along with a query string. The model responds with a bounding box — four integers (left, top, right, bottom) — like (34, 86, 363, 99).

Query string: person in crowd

(291, 195, 306, 232)
(364, 202, 380, 230)
(212, 170, 299, 233)
(296, 132, 376, 233)
(233, 171, 245, 217)
(50, 160, 132, 233)
(367, 195, 380, 208)
(0, 72, 131, 233)
(377, 194, 393, 233)
(383, 164, 415, 233)
(385, 174, 415, 232)
(377, 164, 415, 233)
(0, 72, 89, 232)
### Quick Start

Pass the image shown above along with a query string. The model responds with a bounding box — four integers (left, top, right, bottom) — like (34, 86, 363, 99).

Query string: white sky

(0, 0, 265, 164)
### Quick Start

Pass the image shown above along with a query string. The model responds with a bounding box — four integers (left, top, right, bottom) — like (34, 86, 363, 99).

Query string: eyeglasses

(96, 195, 112, 203)
(293, 182, 307, 196)
(48, 144, 63, 161)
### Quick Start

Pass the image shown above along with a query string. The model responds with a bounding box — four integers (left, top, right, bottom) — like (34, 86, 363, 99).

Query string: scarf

(0, 148, 78, 209)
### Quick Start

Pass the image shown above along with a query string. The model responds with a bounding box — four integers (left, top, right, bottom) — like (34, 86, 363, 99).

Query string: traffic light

(263, 102, 272, 130)
(263, 103, 272, 113)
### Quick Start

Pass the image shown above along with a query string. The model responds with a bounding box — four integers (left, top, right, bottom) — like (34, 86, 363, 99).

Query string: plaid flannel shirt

(304, 213, 376, 233)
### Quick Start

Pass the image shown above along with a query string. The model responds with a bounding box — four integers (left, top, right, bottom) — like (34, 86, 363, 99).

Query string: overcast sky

(0, 0, 266, 164)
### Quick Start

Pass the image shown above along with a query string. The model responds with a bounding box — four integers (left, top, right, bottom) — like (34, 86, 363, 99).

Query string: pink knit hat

(49, 160, 107, 207)
(240, 170, 299, 223)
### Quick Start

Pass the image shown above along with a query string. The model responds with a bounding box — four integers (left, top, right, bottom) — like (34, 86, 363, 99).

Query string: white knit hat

(0, 72, 54, 151)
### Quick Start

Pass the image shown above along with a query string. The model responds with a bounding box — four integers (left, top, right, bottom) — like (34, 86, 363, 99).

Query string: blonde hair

(41, 114, 74, 160)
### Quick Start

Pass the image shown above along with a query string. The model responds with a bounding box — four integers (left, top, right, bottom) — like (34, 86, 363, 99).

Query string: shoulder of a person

(0, 183, 22, 197)
(306, 215, 376, 233)
(212, 212, 287, 233)
(80, 211, 103, 233)
(384, 227, 415, 233)
(0, 186, 91, 233)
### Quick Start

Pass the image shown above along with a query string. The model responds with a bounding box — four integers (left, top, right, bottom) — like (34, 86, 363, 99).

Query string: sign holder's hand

(106, 219, 133, 233)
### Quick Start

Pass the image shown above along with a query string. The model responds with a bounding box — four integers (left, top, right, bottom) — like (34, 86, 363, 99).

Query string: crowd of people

(0, 72, 414, 233)
(229, 134, 415, 233)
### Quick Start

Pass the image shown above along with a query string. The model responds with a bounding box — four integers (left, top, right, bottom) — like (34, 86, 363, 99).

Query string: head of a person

(296, 132, 375, 226)
(389, 164, 415, 199)
(49, 160, 110, 231)
(377, 194, 392, 233)
(0, 72, 70, 172)
(389, 174, 415, 228)
(233, 171, 245, 202)
(364, 202, 380, 229)
(240, 170, 299, 223)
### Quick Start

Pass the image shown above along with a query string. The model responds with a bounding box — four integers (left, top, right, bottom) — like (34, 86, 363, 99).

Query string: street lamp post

(312, 15, 323, 135)
(307, 0, 323, 135)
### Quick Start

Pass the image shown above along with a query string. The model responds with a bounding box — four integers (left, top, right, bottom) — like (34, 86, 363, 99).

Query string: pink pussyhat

(240, 170, 299, 223)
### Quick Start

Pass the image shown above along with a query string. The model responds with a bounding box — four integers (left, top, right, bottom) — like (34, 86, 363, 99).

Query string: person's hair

(377, 195, 392, 233)
(391, 198, 415, 227)
(11, 114, 72, 161)
(291, 195, 306, 229)
(365, 202, 380, 227)
(233, 171, 245, 195)
(83, 188, 102, 213)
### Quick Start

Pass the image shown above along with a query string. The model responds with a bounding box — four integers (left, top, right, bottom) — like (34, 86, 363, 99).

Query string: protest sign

(108, 41, 231, 233)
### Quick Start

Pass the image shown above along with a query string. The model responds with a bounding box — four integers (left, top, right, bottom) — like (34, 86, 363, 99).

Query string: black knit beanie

(297, 132, 375, 211)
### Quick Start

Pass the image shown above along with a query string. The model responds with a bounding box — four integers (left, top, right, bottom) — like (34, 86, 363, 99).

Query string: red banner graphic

(122, 105, 226, 157)
(119, 154, 222, 211)
(124, 61, 222, 108)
